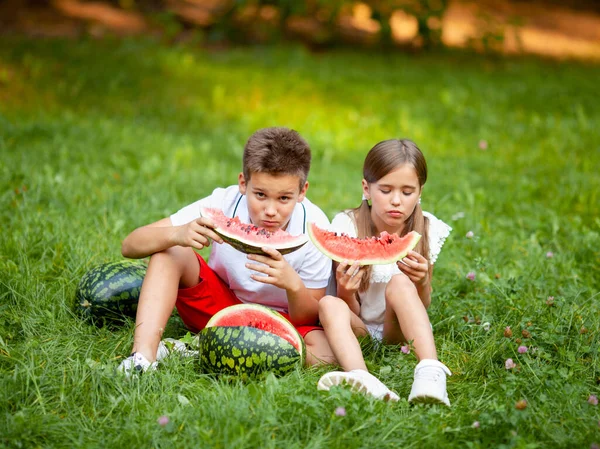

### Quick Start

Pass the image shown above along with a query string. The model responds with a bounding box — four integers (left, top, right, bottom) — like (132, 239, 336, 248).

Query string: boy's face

(238, 171, 308, 232)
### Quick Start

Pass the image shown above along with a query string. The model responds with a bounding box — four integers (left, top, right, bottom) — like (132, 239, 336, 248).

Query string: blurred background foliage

(2, 0, 599, 59)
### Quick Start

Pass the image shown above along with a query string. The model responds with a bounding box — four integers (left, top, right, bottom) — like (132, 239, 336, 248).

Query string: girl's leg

(317, 296, 399, 401)
(383, 273, 451, 406)
(303, 329, 337, 366)
(382, 273, 437, 360)
(318, 295, 369, 371)
(131, 246, 200, 363)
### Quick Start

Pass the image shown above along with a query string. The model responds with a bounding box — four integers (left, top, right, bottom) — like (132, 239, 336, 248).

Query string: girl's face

(362, 163, 421, 235)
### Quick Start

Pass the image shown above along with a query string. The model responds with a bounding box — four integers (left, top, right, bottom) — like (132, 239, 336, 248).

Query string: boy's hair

(243, 127, 311, 188)
(351, 138, 430, 293)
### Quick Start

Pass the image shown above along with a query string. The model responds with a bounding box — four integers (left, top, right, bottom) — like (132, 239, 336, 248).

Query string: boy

(119, 127, 334, 373)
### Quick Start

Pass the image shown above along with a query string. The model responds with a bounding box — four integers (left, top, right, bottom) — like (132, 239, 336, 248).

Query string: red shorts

(175, 252, 321, 338)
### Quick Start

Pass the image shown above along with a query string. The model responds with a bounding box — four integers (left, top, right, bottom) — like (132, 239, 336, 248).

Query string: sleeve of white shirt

(169, 187, 230, 226)
(330, 211, 357, 237)
(424, 211, 452, 265)
(296, 204, 333, 289)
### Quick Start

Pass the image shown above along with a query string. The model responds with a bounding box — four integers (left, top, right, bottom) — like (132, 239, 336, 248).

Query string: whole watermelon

(76, 260, 147, 325)
(198, 304, 305, 378)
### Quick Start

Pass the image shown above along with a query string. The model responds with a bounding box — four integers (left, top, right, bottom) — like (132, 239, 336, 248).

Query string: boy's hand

(336, 261, 365, 299)
(397, 251, 429, 285)
(172, 217, 224, 250)
(245, 247, 302, 292)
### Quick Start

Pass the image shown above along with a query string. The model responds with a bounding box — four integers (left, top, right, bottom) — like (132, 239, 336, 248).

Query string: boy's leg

(131, 246, 201, 363)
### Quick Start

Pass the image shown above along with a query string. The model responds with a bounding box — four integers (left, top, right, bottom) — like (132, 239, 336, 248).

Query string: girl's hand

(336, 260, 365, 299)
(398, 251, 429, 285)
(172, 217, 224, 250)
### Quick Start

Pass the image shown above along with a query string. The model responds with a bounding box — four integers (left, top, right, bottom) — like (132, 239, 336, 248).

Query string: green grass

(1, 36, 599, 448)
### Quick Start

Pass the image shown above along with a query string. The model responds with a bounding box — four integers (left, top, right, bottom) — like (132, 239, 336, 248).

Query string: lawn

(1, 36, 599, 448)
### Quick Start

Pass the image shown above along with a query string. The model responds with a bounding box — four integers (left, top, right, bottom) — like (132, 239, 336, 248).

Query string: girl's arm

(398, 250, 432, 308)
(334, 261, 362, 315)
(416, 265, 433, 309)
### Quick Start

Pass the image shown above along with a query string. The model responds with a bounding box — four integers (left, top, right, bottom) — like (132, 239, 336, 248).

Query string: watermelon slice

(200, 207, 308, 256)
(307, 222, 422, 265)
(199, 304, 305, 377)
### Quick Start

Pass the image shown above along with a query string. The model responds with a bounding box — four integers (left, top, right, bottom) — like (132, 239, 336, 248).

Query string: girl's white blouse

(327, 211, 452, 336)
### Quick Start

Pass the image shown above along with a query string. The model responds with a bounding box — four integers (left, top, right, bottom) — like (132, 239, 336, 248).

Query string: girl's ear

(298, 181, 309, 202)
(238, 172, 247, 194)
(361, 179, 370, 200)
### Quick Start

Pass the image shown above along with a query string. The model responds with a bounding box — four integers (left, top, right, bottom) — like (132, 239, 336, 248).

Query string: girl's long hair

(351, 139, 430, 293)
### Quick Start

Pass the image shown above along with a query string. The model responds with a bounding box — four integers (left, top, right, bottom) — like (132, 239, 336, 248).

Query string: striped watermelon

(198, 304, 305, 377)
(76, 260, 146, 324)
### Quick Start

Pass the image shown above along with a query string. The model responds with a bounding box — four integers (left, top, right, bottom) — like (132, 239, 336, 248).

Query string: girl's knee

(385, 274, 418, 303)
(304, 330, 336, 366)
(318, 295, 349, 323)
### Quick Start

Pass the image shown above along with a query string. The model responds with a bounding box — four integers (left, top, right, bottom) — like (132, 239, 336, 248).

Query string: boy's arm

(286, 285, 325, 326)
(121, 217, 223, 259)
(245, 247, 324, 326)
(121, 217, 176, 259)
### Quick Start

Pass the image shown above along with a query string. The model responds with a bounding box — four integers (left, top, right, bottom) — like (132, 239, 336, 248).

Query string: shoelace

(415, 366, 444, 383)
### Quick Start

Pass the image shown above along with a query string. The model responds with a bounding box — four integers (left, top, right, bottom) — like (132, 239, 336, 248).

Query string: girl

(317, 138, 452, 405)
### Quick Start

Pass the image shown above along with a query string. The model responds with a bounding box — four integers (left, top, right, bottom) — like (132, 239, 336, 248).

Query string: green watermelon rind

(198, 326, 302, 378)
(75, 260, 147, 324)
(307, 222, 422, 266)
(200, 207, 308, 256)
(205, 304, 304, 361)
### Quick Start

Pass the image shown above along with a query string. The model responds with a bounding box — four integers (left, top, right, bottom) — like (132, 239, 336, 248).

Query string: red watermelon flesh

(205, 304, 304, 356)
(307, 222, 422, 266)
(200, 207, 308, 255)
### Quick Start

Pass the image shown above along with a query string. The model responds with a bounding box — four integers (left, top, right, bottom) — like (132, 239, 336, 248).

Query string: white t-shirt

(170, 185, 332, 314)
(327, 210, 451, 340)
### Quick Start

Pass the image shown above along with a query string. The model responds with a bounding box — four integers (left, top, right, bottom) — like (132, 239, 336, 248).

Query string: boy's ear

(298, 181, 309, 202)
(361, 179, 370, 200)
(238, 172, 247, 195)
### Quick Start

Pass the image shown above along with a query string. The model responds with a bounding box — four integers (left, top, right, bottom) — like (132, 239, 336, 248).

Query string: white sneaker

(408, 359, 451, 406)
(156, 338, 199, 361)
(117, 352, 157, 376)
(318, 369, 400, 402)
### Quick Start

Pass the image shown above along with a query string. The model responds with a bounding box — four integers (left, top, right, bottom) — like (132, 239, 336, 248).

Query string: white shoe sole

(409, 394, 450, 406)
(318, 372, 400, 402)
(157, 338, 199, 361)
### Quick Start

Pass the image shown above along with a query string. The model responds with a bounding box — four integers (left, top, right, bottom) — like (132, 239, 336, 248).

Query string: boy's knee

(150, 246, 194, 267)
(148, 246, 200, 287)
